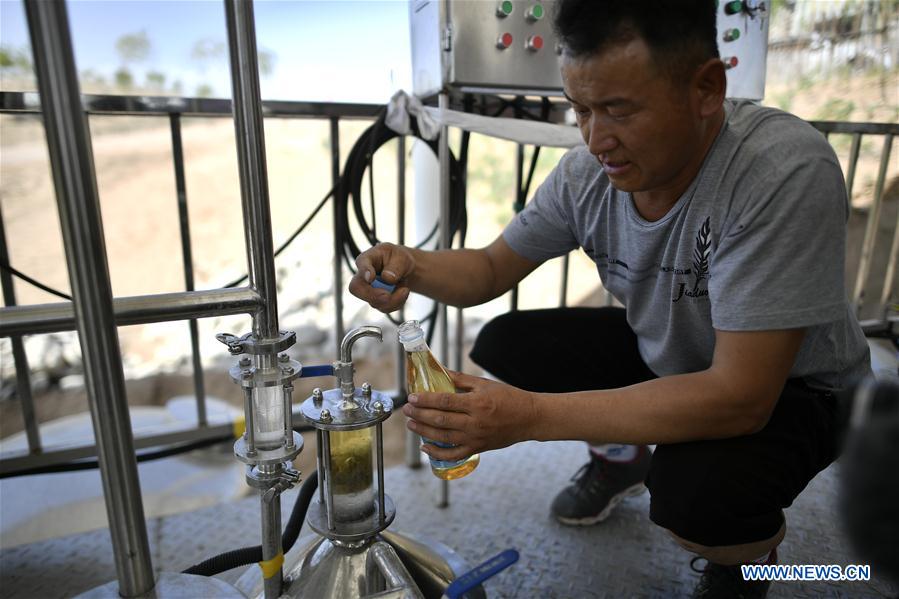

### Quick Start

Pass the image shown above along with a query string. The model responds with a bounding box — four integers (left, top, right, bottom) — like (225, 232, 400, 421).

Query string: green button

(533, 4, 543, 19)
(724, 1, 743, 15)
(501, 1, 513, 15)
(724, 28, 741, 41)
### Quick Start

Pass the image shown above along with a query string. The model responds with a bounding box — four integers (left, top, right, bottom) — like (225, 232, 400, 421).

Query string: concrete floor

(1, 438, 896, 598)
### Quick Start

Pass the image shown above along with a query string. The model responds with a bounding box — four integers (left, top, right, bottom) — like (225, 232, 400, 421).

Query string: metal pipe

(0, 203, 41, 453)
(316, 428, 325, 503)
(880, 206, 899, 321)
(376, 422, 386, 525)
(0, 287, 262, 337)
(454, 308, 464, 371)
(331, 116, 345, 357)
(398, 134, 421, 469)
(437, 93, 451, 509)
(560, 254, 570, 307)
(259, 466, 283, 599)
(367, 542, 425, 599)
(23, 1, 154, 594)
(243, 387, 256, 455)
(340, 325, 383, 363)
(283, 383, 294, 448)
(510, 144, 525, 312)
(879, 209, 899, 317)
(322, 430, 336, 530)
(845, 132, 862, 198)
(169, 113, 207, 427)
(852, 133, 893, 312)
(225, 0, 278, 341)
(438, 93, 450, 365)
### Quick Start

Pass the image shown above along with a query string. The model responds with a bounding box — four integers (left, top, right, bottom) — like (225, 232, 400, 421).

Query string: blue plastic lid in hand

(371, 275, 396, 293)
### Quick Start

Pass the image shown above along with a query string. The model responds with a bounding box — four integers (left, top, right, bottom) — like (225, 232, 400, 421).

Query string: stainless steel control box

(409, 0, 563, 97)
(408, 0, 770, 100)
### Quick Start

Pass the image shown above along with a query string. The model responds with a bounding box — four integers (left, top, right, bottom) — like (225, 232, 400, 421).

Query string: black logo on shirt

(673, 216, 711, 303)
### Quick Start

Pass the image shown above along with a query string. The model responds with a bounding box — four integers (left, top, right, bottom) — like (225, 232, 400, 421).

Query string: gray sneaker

(551, 446, 651, 526)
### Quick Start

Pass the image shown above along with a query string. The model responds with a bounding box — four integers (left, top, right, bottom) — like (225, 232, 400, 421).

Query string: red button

(497, 32, 513, 49)
(527, 35, 544, 51)
(724, 56, 739, 69)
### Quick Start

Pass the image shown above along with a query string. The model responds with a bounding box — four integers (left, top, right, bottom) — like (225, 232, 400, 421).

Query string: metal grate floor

(2, 440, 896, 598)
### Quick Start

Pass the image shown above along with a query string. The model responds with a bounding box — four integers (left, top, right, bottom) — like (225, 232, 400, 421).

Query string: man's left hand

(401, 370, 538, 462)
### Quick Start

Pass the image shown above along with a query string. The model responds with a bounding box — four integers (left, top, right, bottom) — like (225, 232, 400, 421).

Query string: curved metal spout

(340, 326, 383, 363)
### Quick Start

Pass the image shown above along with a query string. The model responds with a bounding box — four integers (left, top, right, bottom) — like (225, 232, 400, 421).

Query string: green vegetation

(816, 98, 856, 121)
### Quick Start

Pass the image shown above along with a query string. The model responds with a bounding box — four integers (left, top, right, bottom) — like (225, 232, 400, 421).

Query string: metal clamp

(216, 330, 297, 356)
(246, 463, 301, 496)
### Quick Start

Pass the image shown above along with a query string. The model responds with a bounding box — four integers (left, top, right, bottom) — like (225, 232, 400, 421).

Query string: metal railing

(0, 87, 571, 476)
(0, 89, 382, 476)
(809, 120, 898, 330)
(2, 94, 896, 473)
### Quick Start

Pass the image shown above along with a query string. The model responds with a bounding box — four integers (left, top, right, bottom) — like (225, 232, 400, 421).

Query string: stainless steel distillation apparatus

(236, 326, 485, 599)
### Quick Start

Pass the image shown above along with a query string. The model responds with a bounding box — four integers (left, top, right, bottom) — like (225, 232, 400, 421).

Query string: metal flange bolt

(313, 388, 324, 408)
(320, 409, 332, 423)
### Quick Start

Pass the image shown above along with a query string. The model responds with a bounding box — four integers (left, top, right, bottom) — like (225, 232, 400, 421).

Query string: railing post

(852, 133, 893, 312)
(23, 0, 154, 595)
(169, 113, 207, 427)
(0, 203, 41, 453)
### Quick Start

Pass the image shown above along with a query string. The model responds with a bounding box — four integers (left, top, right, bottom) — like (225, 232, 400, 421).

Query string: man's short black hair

(553, 0, 720, 81)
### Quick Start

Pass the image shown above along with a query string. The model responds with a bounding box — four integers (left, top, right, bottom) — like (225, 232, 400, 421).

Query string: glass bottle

(398, 320, 479, 480)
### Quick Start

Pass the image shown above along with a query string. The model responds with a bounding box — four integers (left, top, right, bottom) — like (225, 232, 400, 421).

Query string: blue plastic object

(371, 275, 396, 293)
(442, 549, 520, 599)
(298, 364, 335, 378)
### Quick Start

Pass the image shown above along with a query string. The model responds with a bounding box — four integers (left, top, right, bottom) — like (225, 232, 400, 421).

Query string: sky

(0, 0, 413, 103)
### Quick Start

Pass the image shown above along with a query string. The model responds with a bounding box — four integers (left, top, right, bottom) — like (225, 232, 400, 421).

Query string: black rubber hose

(182, 470, 319, 576)
(335, 112, 467, 272)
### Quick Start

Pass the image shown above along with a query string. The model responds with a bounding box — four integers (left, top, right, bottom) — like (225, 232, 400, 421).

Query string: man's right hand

(349, 242, 414, 313)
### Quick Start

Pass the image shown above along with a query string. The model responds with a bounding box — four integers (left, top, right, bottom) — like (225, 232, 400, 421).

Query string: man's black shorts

(470, 307, 843, 546)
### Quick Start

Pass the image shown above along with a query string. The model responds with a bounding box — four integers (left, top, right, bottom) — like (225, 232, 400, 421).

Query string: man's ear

(693, 58, 727, 118)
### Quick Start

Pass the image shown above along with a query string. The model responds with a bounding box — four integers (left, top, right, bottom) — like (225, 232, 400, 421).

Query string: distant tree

(190, 39, 225, 72)
(171, 79, 184, 95)
(114, 67, 134, 90)
(145, 70, 166, 90)
(80, 68, 108, 92)
(115, 31, 151, 64)
(0, 47, 13, 69)
(195, 83, 213, 98)
(0, 45, 33, 74)
(259, 49, 276, 77)
(113, 31, 151, 92)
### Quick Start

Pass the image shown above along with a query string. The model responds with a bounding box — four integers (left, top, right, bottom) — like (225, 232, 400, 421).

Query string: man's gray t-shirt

(503, 100, 871, 390)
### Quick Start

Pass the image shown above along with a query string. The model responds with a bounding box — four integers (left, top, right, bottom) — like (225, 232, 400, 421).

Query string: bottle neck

(401, 336, 428, 353)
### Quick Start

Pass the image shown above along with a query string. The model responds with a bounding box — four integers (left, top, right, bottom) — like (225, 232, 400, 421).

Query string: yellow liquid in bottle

(406, 349, 479, 480)
(328, 428, 374, 521)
